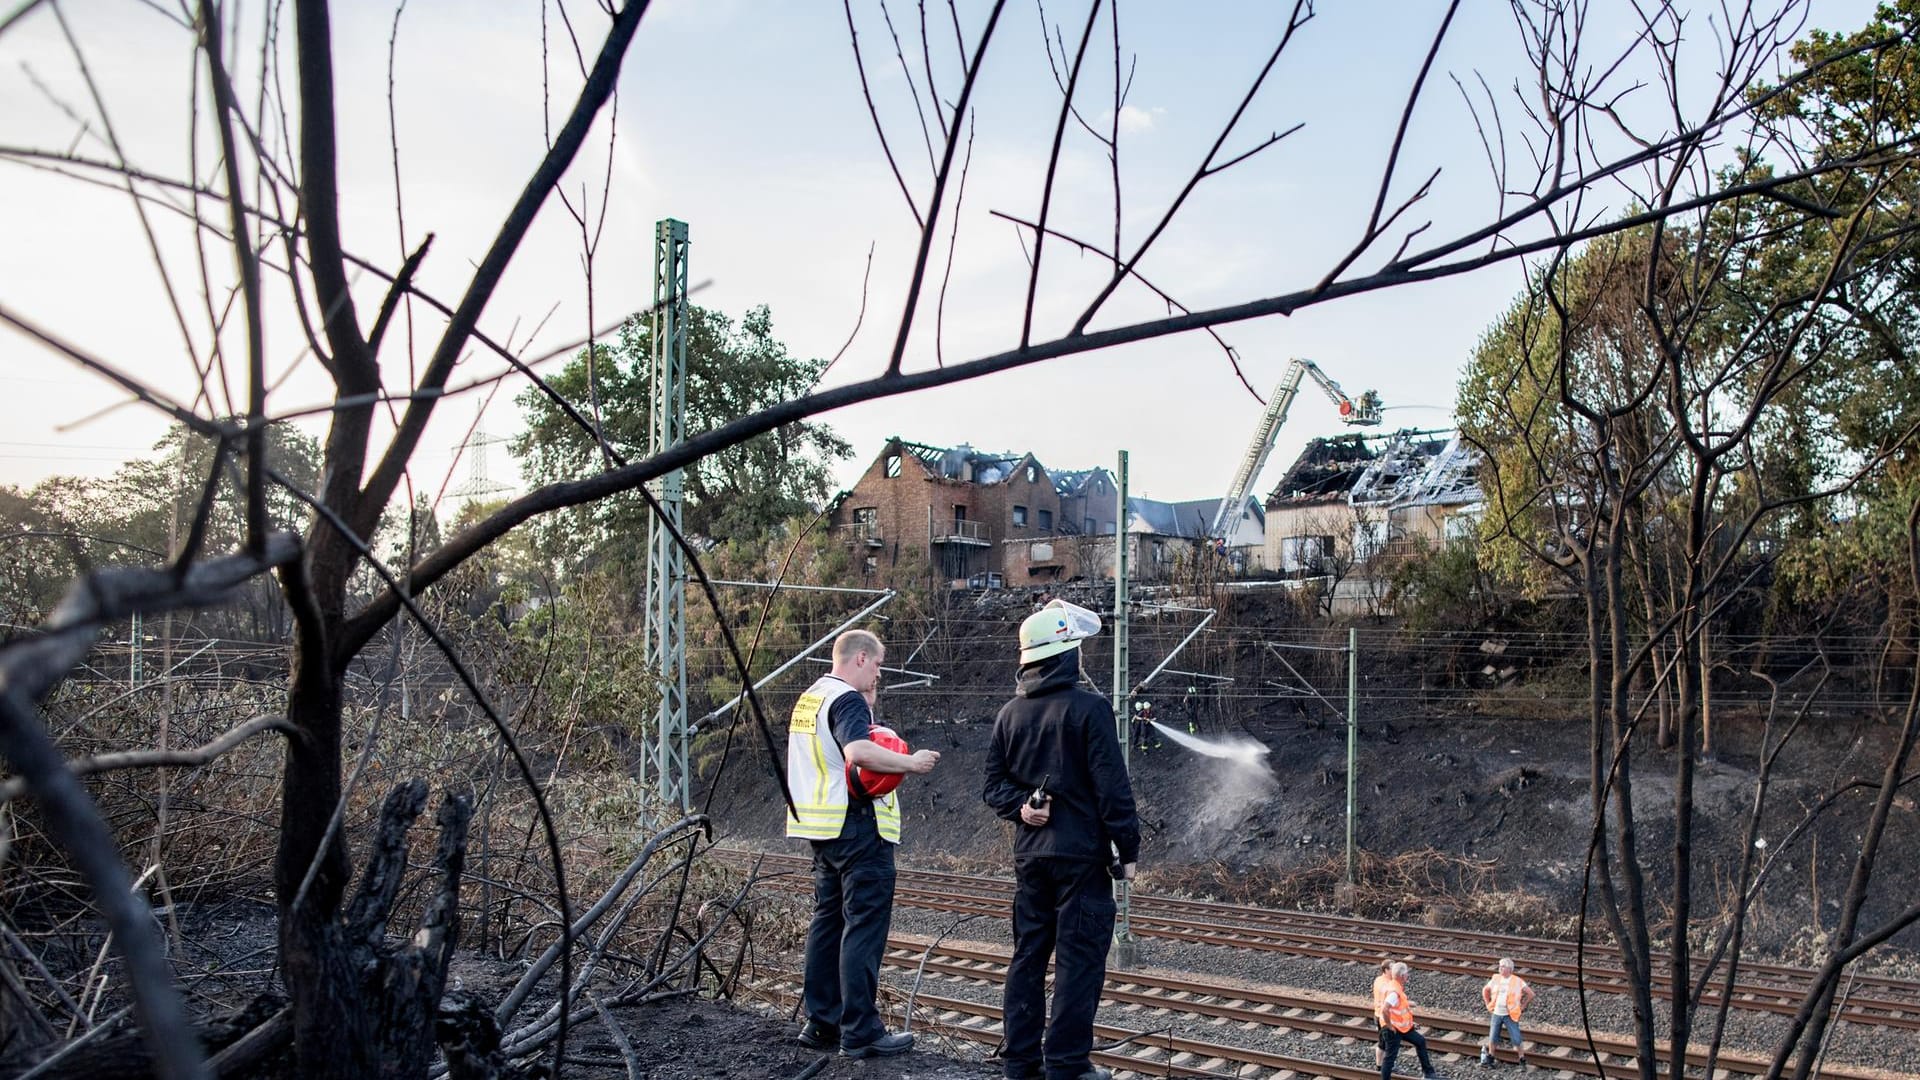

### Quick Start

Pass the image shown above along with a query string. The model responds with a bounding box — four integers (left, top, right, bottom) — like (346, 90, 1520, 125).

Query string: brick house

(828, 438, 1063, 583)
(1050, 467, 1121, 538)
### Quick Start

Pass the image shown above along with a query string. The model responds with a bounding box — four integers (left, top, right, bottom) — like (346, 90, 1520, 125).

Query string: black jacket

(982, 651, 1140, 865)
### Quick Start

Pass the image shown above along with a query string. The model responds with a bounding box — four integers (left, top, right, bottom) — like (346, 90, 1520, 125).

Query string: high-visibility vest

(1381, 978, 1414, 1033)
(1372, 973, 1393, 1024)
(784, 675, 901, 844)
(1486, 973, 1529, 1019)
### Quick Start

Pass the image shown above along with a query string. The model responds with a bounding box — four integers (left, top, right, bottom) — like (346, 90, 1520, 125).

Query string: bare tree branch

(0, 714, 293, 804)
(883, 0, 1009, 377)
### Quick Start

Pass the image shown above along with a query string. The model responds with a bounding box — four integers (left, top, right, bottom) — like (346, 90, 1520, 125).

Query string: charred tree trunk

(279, 778, 473, 1080)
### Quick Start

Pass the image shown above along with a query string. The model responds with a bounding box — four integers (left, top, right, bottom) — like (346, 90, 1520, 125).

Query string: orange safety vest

(1486, 973, 1529, 1019)
(1371, 973, 1393, 1024)
(1380, 977, 1414, 1033)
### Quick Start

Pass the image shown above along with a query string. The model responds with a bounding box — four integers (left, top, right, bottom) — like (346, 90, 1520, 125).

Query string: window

(1281, 535, 1335, 573)
(1013, 505, 1028, 526)
(1038, 509, 1052, 530)
(1026, 464, 1038, 483)
(853, 506, 878, 525)
(1103, 520, 1116, 535)
(1084, 517, 1097, 535)
(884, 453, 902, 477)
(953, 504, 967, 522)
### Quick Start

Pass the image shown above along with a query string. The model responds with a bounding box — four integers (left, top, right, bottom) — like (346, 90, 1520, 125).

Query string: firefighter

(984, 599, 1141, 1080)
(787, 630, 940, 1059)
(1131, 699, 1162, 751)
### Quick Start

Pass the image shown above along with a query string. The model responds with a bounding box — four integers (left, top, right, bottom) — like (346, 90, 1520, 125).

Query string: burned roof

(1051, 467, 1114, 497)
(889, 437, 1034, 484)
(1264, 434, 1376, 506)
(1348, 431, 1482, 508)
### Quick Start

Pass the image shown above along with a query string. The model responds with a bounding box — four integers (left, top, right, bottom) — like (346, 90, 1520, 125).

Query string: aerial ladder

(1208, 358, 1384, 539)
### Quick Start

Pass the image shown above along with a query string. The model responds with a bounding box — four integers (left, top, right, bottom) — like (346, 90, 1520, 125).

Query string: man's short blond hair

(833, 629, 883, 665)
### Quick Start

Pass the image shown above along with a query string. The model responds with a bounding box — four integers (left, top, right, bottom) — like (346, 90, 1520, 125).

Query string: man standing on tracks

(1479, 958, 1534, 1067)
(1372, 958, 1396, 1069)
(1377, 961, 1441, 1080)
(786, 629, 941, 1059)
(983, 599, 1140, 1080)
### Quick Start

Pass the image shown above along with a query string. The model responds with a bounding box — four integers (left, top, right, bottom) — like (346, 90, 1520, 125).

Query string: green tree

(0, 425, 322, 638)
(514, 305, 851, 557)
(1751, 3, 1920, 615)
(1455, 14, 1920, 1071)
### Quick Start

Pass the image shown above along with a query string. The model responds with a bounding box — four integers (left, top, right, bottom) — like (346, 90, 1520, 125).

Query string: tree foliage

(514, 305, 850, 558)
(0, 424, 320, 635)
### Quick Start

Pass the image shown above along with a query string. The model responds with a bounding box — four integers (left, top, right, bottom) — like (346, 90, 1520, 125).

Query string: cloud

(1115, 104, 1162, 134)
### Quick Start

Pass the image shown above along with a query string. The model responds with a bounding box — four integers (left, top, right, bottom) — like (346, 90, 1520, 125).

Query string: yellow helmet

(1018, 599, 1103, 664)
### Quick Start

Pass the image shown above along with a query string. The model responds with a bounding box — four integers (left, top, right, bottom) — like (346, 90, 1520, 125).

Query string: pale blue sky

(0, 0, 1884, 512)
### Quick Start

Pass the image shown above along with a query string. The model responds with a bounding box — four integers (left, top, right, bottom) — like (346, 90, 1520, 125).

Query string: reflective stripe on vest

(784, 676, 901, 844)
(1487, 974, 1528, 1019)
(1382, 979, 1414, 1033)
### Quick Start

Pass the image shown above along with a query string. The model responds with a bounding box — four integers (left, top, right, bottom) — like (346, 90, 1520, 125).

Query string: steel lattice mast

(644, 218, 691, 810)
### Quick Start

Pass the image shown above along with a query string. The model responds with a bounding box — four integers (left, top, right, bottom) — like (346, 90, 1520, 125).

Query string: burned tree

(2, 1, 1915, 1078)
(1461, 5, 1920, 1079)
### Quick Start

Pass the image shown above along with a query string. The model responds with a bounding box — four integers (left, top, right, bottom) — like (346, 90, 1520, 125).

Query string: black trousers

(1381, 1025, 1435, 1079)
(801, 813, 895, 1048)
(1002, 859, 1115, 1080)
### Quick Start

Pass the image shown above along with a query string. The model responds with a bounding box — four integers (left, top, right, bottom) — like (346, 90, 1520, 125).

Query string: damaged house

(1049, 467, 1121, 538)
(830, 435, 1286, 588)
(1262, 434, 1376, 574)
(1347, 430, 1483, 551)
(1003, 494, 1266, 584)
(828, 437, 1062, 583)
(1262, 430, 1482, 612)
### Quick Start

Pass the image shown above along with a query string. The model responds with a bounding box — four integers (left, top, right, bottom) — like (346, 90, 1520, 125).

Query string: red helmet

(847, 725, 910, 799)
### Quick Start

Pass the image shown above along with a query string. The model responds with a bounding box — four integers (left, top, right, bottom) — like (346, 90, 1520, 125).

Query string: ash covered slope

(698, 589, 1920, 951)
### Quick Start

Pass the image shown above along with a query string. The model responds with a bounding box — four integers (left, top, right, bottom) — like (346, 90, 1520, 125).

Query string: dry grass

(1146, 847, 1576, 938)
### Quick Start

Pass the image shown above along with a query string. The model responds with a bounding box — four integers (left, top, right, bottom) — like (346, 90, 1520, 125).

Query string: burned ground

(15, 589, 1918, 1078)
(703, 587, 1920, 958)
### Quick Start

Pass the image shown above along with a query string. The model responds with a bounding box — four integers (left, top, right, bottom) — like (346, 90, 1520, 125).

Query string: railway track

(846, 934, 1897, 1080)
(728, 849, 1920, 1034)
(752, 969, 1397, 1080)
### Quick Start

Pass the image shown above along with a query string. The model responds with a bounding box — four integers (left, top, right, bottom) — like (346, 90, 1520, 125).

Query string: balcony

(931, 518, 990, 546)
(837, 520, 885, 547)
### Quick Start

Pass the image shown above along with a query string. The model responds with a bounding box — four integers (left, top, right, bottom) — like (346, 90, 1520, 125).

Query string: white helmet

(1018, 599, 1103, 664)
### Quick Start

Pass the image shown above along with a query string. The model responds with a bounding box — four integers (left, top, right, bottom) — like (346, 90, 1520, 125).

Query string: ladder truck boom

(1208, 358, 1383, 539)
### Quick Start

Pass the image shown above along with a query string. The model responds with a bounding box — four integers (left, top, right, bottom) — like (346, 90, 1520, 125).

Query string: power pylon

(452, 407, 510, 501)
(643, 218, 691, 810)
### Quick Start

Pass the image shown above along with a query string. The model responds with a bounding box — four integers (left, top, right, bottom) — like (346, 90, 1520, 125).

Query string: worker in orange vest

(1480, 958, 1535, 1067)
(1370, 958, 1396, 1069)
(1375, 962, 1439, 1080)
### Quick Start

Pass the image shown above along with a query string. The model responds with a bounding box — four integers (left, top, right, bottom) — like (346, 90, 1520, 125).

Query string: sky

(0, 0, 1886, 516)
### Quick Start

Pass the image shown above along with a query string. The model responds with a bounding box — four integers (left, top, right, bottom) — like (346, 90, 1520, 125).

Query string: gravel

(754, 891, 1920, 1079)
